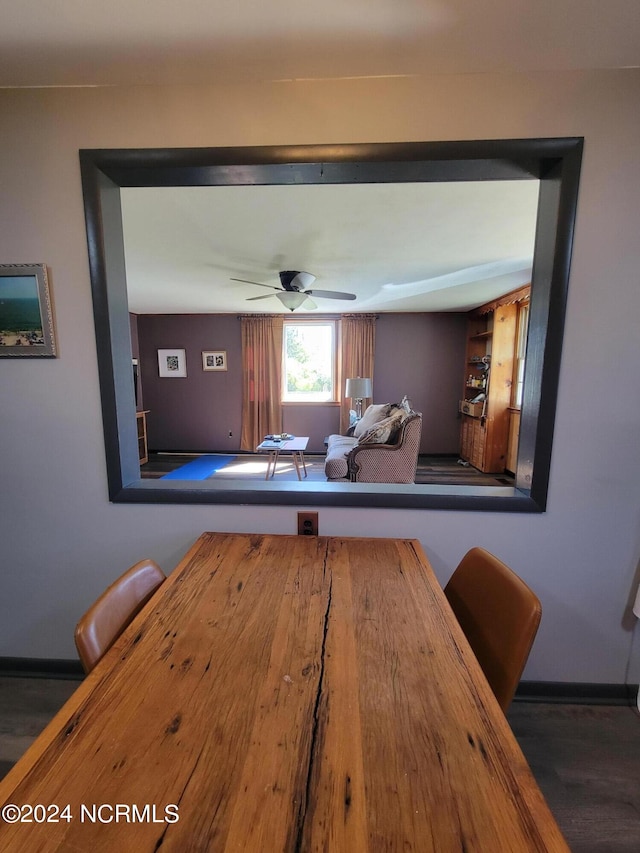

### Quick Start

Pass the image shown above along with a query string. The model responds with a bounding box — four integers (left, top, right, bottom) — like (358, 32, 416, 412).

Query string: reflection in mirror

(80, 139, 582, 511)
(121, 181, 536, 484)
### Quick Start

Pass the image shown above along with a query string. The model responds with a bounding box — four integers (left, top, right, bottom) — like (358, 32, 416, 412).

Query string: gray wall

(135, 311, 466, 454)
(1, 71, 639, 690)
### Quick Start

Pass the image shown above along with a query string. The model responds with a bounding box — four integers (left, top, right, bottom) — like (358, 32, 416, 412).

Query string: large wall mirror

(80, 138, 582, 511)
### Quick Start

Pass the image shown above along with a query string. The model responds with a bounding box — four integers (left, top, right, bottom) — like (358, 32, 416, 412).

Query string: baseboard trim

(516, 680, 638, 706)
(0, 657, 84, 680)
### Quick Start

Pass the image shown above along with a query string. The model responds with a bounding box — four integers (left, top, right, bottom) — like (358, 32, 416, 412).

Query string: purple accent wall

(374, 313, 467, 453)
(282, 405, 341, 452)
(135, 312, 466, 454)
(137, 314, 243, 452)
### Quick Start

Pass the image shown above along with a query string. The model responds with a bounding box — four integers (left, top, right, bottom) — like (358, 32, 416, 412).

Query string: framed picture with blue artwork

(0, 264, 57, 357)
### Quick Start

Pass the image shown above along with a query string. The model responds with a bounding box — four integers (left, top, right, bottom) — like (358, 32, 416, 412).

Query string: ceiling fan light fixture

(277, 291, 307, 311)
(233, 270, 352, 308)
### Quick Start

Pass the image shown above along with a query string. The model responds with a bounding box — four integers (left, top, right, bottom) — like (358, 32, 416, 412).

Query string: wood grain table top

(0, 533, 568, 851)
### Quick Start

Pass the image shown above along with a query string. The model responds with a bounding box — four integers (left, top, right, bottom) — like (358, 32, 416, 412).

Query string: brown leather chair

(74, 559, 165, 674)
(444, 547, 541, 712)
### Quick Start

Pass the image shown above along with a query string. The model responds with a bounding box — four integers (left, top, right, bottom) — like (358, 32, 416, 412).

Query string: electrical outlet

(297, 511, 318, 536)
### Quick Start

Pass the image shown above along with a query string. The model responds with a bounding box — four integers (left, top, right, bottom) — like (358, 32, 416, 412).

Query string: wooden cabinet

(459, 301, 517, 473)
(136, 410, 149, 465)
(460, 414, 486, 470)
(506, 407, 521, 474)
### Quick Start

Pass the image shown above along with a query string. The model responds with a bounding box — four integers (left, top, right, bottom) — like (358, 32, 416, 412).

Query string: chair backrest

(348, 412, 422, 483)
(74, 559, 166, 673)
(444, 547, 541, 712)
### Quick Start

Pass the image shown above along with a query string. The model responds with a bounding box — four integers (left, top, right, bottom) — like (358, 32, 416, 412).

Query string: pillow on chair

(358, 407, 405, 444)
(353, 403, 392, 438)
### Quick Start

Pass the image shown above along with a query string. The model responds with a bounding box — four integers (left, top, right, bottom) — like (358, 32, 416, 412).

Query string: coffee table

(256, 436, 309, 480)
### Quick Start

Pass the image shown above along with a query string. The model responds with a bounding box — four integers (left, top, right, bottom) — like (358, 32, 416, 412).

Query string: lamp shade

(633, 583, 640, 619)
(277, 291, 307, 311)
(345, 377, 372, 400)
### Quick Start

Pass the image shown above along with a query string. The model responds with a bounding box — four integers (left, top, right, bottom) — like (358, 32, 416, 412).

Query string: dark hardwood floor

(0, 675, 638, 850)
(140, 452, 516, 486)
(508, 702, 640, 852)
(140, 452, 330, 481)
(0, 676, 79, 780)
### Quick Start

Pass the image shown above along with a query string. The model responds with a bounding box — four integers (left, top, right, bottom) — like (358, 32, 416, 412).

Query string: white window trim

(282, 318, 339, 404)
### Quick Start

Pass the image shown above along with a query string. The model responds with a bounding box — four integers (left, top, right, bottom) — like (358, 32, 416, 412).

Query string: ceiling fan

(231, 270, 357, 311)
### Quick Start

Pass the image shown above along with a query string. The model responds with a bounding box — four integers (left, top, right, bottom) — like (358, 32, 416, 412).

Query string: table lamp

(345, 377, 373, 420)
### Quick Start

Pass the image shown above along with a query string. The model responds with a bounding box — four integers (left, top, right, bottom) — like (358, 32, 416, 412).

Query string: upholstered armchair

(347, 412, 422, 482)
(325, 402, 422, 483)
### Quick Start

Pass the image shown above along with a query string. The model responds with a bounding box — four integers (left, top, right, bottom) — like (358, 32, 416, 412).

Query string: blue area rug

(160, 455, 236, 480)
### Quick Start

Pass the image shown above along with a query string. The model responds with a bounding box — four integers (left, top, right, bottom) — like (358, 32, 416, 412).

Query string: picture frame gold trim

(202, 350, 227, 371)
(0, 264, 57, 358)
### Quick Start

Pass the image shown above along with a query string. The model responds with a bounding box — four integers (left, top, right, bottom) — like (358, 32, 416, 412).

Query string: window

(513, 302, 530, 408)
(282, 321, 337, 402)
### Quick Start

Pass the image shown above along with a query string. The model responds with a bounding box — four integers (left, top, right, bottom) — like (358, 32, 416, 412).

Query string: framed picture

(0, 264, 57, 357)
(158, 348, 187, 377)
(202, 350, 227, 371)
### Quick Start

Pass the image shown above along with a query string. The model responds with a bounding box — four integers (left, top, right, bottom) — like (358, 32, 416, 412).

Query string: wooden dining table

(0, 533, 568, 851)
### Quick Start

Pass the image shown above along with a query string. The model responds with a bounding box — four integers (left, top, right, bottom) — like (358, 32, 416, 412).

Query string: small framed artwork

(202, 350, 227, 371)
(0, 263, 57, 357)
(158, 348, 187, 377)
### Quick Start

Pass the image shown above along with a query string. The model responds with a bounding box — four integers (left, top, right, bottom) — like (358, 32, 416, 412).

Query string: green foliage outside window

(283, 323, 334, 401)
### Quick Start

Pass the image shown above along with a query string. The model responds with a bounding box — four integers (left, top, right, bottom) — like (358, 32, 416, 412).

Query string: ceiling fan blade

(304, 289, 356, 300)
(231, 278, 281, 291)
(246, 293, 276, 301)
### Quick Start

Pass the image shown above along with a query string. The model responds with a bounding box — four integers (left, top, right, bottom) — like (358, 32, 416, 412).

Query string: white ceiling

(121, 181, 539, 314)
(3, 1, 636, 314)
(0, 1, 637, 88)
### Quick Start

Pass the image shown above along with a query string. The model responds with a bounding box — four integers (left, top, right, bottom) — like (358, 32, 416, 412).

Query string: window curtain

(240, 315, 284, 451)
(340, 314, 376, 434)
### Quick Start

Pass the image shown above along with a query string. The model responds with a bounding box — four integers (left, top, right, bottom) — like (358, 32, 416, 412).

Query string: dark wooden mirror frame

(79, 137, 583, 511)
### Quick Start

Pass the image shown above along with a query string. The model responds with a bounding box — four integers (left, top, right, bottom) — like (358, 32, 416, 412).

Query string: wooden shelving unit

(136, 410, 149, 465)
(459, 302, 517, 473)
